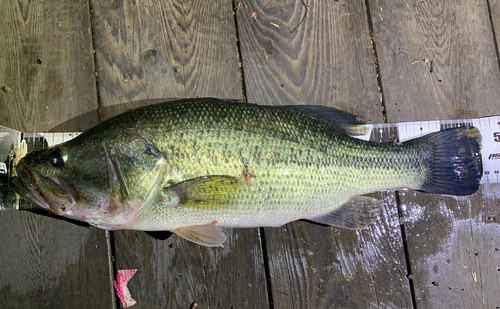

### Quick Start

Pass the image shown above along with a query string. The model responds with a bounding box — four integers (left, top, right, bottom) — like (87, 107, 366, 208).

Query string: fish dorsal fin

(173, 225, 227, 247)
(309, 196, 381, 229)
(286, 105, 366, 136)
(163, 175, 242, 209)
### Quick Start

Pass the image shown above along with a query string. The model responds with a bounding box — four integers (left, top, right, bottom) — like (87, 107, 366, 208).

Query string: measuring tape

(1, 116, 500, 186)
(357, 116, 500, 184)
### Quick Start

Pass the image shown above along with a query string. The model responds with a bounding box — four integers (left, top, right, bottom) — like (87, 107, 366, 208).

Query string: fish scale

(110, 101, 426, 229)
(6, 99, 483, 246)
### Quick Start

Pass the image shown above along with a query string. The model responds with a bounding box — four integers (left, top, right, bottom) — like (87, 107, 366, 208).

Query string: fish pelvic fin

(173, 225, 227, 247)
(308, 196, 381, 229)
(164, 175, 242, 209)
(408, 126, 482, 195)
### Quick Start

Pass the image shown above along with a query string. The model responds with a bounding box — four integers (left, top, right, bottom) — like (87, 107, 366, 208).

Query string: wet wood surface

(370, 0, 500, 307)
(91, 0, 269, 308)
(1, 0, 500, 308)
(236, 0, 411, 307)
(0, 0, 114, 308)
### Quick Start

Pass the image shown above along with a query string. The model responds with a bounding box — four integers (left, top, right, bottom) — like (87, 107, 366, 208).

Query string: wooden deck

(1, 0, 500, 308)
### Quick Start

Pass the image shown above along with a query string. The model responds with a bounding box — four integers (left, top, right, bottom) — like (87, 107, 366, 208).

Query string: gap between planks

(233, 1, 273, 307)
(232, 0, 249, 104)
(84, 1, 416, 308)
(486, 0, 500, 75)
(88, 0, 116, 307)
(364, 1, 417, 308)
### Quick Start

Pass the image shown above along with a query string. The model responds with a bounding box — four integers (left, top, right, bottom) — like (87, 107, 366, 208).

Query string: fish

(8, 98, 482, 247)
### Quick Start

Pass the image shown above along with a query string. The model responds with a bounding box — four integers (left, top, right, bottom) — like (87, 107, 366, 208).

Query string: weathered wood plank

(370, 0, 500, 307)
(0, 0, 98, 131)
(237, 0, 412, 307)
(0, 0, 113, 308)
(371, 0, 500, 121)
(93, 0, 243, 115)
(92, 0, 269, 307)
(492, 0, 500, 50)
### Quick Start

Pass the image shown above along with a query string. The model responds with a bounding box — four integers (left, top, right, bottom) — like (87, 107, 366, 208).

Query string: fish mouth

(8, 160, 77, 215)
(9, 176, 49, 209)
(9, 163, 51, 209)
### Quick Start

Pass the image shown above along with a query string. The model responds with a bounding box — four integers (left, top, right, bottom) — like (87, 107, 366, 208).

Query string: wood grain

(201, 229, 269, 308)
(491, 0, 500, 74)
(370, 0, 500, 307)
(93, 0, 243, 115)
(266, 192, 412, 309)
(113, 229, 269, 308)
(237, 0, 412, 307)
(0, 0, 113, 308)
(0, 0, 98, 132)
(92, 0, 269, 307)
(0, 212, 114, 309)
(237, 0, 381, 120)
(371, 0, 500, 121)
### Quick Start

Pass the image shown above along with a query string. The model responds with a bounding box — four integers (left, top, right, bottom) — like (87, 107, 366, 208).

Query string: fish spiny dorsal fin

(286, 105, 366, 136)
(308, 196, 381, 229)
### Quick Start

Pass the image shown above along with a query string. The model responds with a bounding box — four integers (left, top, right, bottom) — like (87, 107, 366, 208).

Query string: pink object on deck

(114, 269, 138, 308)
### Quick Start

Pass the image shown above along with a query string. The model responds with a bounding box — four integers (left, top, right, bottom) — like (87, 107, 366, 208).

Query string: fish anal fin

(173, 225, 227, 247)
(309, 196, 381, 229)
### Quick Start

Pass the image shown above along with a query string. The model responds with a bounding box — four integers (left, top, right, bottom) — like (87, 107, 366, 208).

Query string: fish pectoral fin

(309, 196, 381, 229)
(164, 175, 242, 209)
(286, 105, 366, 136)
(173, 225, 227, 247)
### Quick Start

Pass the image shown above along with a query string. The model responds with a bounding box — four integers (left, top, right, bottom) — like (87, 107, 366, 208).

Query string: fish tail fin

(409, 125, 482, 195)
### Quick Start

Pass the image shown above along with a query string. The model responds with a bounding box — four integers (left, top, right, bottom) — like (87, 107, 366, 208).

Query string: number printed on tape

(494, 132, 500, 142)
(0, 162, 7, 174)
(361, 116, 500, 184)
(14, 118, 500, 184)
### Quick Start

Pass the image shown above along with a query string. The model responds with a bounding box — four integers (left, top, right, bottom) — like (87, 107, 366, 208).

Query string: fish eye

(49, 148, 68, 167)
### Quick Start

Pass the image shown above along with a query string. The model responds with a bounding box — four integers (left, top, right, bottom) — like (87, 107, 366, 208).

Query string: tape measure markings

(11, 116, 500, 184)
(361, 116, 500, 184)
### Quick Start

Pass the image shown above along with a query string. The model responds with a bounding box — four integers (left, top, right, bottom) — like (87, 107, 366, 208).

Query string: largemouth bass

(9, 98, 482, 246)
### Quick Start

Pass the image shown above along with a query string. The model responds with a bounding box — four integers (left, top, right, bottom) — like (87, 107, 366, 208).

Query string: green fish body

(9, 98, 482, 246)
